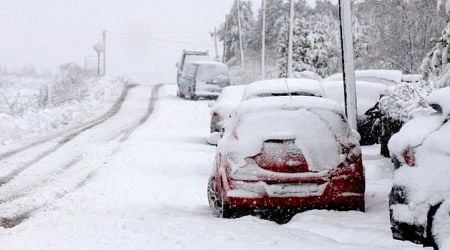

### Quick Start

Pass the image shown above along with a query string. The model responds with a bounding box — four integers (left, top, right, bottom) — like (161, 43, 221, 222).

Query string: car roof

(243, 78, 323, 100)
(235, 96, 344, 117)
(187, 61, 227, 66)
(324, 70, 402, 85)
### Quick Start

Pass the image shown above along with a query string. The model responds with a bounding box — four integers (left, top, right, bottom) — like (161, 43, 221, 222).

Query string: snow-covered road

(0, 84, 425, 249)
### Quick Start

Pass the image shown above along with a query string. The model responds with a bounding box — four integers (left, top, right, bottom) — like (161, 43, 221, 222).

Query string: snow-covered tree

(278, 15, 333, 78)
(218, 0, 254, 65)
(357, 0, 446, 73)
(421, 1, 450, 88)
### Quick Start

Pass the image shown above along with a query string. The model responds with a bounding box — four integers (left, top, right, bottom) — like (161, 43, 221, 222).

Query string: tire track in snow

(0, 84, 165, 229)
(119, 83, 163, 142)
(0, 84, 137, 186)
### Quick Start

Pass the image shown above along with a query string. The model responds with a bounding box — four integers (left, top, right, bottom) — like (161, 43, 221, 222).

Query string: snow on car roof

(220, 96, 350, 172)
(235, 96, 344, 117)
(242, 78, 324, 100)
(321, 80, 388, 116)
(427, 87, 450, 115)
(324, 70, 403, 85)
(187, 61, 227, 66)
(211, 85, 247, 114)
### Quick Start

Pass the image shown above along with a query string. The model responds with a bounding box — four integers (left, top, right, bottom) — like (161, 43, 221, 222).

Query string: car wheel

(177, 89, 184, 98)
(427, 202, 445, 250)
(207, 177, 240, 218)
(207, 177, 220, 212)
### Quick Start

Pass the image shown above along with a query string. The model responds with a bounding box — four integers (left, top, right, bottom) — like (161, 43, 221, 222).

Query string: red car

(207, 96, 365, 220)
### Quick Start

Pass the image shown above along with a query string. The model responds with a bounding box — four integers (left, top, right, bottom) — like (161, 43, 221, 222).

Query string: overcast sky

(0, 0, 327, 82)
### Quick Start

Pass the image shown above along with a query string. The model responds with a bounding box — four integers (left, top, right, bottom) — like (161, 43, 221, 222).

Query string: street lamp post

(339, 0, 358, 130)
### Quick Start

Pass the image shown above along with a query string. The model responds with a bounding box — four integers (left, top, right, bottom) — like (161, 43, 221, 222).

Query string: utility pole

(211, 27, 219, 61)
(102, 30, 106, 76)
(287, 0, 295, 78)
(261, 0, 266, 79)
(223, 15, 229, 63)
(236, 0, 245, 68)
(339, 0, 358, 129)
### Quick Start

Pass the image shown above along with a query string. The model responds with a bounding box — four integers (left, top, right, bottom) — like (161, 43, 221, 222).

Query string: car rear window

(197, 64, 229, 83)
(224, 108, 350, 171)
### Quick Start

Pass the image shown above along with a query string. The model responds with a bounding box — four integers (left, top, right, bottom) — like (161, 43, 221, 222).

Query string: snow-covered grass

(0, 72, 125, 148)
(0, 85, 423, 249)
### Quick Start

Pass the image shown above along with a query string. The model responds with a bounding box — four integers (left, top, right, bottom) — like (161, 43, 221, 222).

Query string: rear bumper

(225, 176, 365, 210)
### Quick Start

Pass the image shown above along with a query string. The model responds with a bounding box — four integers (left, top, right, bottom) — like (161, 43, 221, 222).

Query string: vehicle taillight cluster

(403, 148, 416, 167)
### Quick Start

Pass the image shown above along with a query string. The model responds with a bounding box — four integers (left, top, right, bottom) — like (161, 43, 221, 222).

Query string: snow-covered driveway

(0, 84, 425, 249)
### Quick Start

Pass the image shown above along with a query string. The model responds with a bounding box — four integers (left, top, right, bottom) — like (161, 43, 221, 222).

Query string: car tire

(207, 177, 240, 218)
(207, 177, 220, 211)
(426, 202, 443, 250)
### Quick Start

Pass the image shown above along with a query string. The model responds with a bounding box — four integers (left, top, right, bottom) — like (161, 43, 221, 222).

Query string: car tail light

(403, 148, 416, 167)
(253, 139, 308, 173)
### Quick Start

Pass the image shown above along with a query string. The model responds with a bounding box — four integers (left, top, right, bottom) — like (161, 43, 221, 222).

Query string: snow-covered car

(210, 85, 247, 134)
(324, 70, 402, 86)
(207, 96, 365, 220)
(177, 61, 230, 100)
(321, 80, 388, 117)
(176, 50, 210, 84)
(242, 78, 323, 101)
(388, 87, 450, 248)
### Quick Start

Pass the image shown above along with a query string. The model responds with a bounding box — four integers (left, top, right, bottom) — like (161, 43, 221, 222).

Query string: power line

(105, 31, 210, 46)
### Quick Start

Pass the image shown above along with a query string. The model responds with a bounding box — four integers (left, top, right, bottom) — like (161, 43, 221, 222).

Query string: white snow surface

(242, 78, 324, 100)
(0, 84, 423, 249)
(321, 80, 387, 116)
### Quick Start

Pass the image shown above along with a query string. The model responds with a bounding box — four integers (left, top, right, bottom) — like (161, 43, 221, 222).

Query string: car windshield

(197, 64, 229, 83)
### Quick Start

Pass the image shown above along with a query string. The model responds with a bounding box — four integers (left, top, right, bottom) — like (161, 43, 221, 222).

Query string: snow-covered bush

(379, 81, 434, 122)
(51, 63, 95, 106)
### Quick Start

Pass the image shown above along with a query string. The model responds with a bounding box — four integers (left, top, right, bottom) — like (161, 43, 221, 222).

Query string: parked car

(208, 78, 323, 145)
(210, 85, 247, 134)
(176, 50, 210, 84)
(321, 80, 388, 146)
(178, 61, 230, 100)
(207, 96, 365, 221)
(242, 78, 323, 101)
(324, 70, 403, 86)
(388, 87, 450, 249)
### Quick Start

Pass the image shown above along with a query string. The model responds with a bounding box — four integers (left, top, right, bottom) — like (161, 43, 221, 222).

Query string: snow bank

(321, 80, 387, 116)
(0, 76, 124, 146)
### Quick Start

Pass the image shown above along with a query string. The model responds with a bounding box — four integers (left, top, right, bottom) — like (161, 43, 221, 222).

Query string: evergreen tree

(218, 0, 254, 65)
(278, 15, 333, 78)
